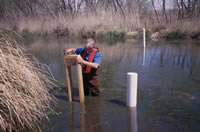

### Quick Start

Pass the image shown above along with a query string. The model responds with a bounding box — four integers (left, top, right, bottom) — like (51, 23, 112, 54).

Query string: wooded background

(0, 0, 200, 23)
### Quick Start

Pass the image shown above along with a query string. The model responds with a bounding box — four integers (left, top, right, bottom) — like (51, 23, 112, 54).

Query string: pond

(26, 39, 200, 132)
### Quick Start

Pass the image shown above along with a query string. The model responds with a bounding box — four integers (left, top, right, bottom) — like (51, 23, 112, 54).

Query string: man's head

(84, 38, 95, 53)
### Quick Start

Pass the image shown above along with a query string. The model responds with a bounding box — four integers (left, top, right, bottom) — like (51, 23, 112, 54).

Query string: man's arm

(76, 55, 99, 69)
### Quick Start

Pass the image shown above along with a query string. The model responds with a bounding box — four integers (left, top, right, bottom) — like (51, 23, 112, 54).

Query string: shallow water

(27, 39, 200, 132)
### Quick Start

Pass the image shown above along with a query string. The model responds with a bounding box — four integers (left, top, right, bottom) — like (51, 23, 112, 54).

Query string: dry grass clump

(0, 36, 54, 131)
(1, 12, 140, 34)
(167, 19, 200, 33)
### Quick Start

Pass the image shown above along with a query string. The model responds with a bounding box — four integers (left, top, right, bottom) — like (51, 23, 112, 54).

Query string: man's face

(86, 47, 93, 53)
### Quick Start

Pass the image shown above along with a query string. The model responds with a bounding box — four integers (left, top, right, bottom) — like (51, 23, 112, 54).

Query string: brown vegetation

(0, 13, 140, 35)
(0, 36, 55, 131)
(0, 0, 200, 40)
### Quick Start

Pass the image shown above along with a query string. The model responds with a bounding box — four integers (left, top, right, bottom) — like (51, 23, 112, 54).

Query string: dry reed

(1, 12, 200, 38)
(0, 36, 55, 131)
(1, 13, 141, 34)
(167, 19, 200, 33)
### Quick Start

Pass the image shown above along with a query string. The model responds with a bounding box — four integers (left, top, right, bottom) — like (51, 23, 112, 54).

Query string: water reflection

(26, 39, 200, 132)
(145, 42, 200, 76)
(67, 101, 138, 132)
(142, 48, 146, 66)
(68, 99, 102, 132)
(69, 104, 87, 132)
(128, 108, 138, 132)
(27, 39, 200, 81)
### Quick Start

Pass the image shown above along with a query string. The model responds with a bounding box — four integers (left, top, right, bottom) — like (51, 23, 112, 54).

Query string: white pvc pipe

(143, 28, 146, 48)
(127, 72, 138, 107)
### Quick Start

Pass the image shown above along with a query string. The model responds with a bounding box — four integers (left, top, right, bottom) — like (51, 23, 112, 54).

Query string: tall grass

(1, 12, 200, 40)
(0, 36, 55, 131)
(167, 19, 200, 33)
(0, 13, 140, 35)
(149, 18, 200, 33)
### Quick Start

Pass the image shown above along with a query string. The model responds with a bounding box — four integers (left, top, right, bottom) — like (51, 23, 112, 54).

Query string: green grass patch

(190, 32, 200, 40)
(97, 30, 126, 40)
(164, 30, 187, 39)
(137, 29, 152, 40)
(17, 29, 39, 45)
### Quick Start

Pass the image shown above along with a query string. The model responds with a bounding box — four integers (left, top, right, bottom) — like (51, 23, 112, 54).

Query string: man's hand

(76, 55, 84, 64)
(65, 48, 76, 55)
(65, 49, 73, 54)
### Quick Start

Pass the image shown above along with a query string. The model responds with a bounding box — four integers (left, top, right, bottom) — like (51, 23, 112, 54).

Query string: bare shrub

(0, 36, 55, 131)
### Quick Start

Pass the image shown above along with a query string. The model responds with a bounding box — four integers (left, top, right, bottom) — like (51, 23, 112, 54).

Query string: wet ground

(27, 39, 200, 132)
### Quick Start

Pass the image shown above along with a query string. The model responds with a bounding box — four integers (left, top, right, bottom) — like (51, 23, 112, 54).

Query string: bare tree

(162, 0, 168, 23)
(152, 0, 160, 22)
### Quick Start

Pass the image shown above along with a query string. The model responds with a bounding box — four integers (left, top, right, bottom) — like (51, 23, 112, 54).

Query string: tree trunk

(61, 0, 67, 15)
(152, 0, 159, 23)
(175, 0, 182, 19)
(162, 0, 168, 23)
(116, 0, 126, 19)
(181, 0, 184, 18)
(112, 0, 118, 13)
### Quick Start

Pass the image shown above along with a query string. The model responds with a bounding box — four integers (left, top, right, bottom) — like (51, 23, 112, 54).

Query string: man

(65, 38, 102, 96)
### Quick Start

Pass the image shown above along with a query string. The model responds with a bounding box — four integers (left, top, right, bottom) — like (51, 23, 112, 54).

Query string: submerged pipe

(127, 72, 138, 107)
(142, 48, 146, 66)
(128, 107, 138, 132)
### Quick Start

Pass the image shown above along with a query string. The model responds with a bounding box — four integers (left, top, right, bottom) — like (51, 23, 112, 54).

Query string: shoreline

(0, 28, 200, 45)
